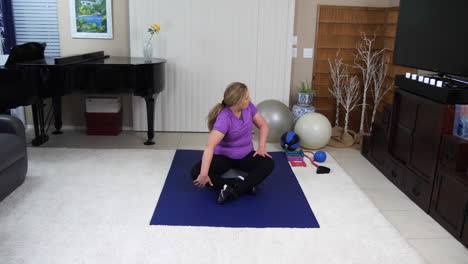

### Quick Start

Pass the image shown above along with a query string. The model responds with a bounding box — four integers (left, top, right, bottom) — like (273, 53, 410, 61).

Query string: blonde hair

(207, 82, 248, 130)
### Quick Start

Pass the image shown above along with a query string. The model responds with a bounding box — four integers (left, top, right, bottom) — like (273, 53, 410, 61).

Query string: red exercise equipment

(290, 161, 307, 167)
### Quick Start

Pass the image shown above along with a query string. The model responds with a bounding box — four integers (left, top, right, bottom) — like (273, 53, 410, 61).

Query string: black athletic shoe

(217, 184, 238, 204)
(235, 176, 256, 195)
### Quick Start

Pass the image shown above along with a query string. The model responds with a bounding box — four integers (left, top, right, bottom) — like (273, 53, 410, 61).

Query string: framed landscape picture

(69, 0, 113, 39)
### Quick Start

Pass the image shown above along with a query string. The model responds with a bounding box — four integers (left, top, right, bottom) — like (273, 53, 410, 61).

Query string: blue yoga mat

(150, 150, 319, 228)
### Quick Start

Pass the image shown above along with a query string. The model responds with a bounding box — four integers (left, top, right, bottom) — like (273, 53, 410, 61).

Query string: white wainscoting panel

(129, 0, 295, 131)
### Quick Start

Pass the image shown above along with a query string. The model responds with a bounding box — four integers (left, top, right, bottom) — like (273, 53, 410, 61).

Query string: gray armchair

(0, 114, 27, 202)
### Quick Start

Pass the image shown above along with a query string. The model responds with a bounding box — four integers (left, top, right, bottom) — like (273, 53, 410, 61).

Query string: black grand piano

(0, 42, 166, 146)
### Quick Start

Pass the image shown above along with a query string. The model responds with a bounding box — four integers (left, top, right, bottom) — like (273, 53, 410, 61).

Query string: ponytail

(207, 103, 225, 130)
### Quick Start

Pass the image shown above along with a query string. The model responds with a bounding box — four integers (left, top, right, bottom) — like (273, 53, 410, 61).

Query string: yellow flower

(147, 24, 160, 42)
(151, 24, 160, 32)
(148, 24, 160, 36)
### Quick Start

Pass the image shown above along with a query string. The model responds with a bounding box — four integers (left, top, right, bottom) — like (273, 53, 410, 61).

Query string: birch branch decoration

(329, 57, 360, 133)
(370, 53, 392, 132)
(339, 75, 361, 133)
(354, 32, 386, 133)
(328, 54, 346, 127)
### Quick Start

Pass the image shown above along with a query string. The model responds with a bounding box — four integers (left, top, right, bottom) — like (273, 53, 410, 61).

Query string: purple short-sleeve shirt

(213, 102, 258, 159)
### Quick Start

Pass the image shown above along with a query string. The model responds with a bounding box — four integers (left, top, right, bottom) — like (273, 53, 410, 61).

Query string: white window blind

(12, 0, 60, 57)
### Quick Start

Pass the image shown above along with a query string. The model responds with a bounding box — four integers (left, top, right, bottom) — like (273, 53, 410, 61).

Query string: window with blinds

(12, 0, 60, 57)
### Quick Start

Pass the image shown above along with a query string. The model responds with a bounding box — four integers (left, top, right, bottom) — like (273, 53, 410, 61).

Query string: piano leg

(31, 103, 40, 145)
(31, 101, 49, 146)
(51, 96, 63, 134)
(144, 95, 157, 145)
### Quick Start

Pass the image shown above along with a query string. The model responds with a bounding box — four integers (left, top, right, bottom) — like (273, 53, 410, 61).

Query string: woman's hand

(193, 174, 213, 188)
(195, 130, 224, 188)
(252, 112, 271, 158)
(253, 146, 272, 158)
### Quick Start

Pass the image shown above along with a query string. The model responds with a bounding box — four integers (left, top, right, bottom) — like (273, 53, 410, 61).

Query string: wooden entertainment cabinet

(362, 76, 468, 247)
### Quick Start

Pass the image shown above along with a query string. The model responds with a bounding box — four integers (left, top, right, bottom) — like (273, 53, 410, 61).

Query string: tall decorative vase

(143, 39, 153, 62)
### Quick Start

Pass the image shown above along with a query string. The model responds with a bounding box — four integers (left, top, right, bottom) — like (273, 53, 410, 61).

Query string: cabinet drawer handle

(391, 170, 397, 178)
(412, 187, 421, 197)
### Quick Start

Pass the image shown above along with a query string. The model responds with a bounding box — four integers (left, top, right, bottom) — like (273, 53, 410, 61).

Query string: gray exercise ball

(255, 100, 294, 142)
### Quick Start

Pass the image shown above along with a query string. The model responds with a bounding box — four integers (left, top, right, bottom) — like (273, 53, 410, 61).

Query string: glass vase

(143, 39, 153, 62)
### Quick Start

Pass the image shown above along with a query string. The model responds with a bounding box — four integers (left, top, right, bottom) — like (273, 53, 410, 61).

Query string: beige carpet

(0, 148, 426, 263)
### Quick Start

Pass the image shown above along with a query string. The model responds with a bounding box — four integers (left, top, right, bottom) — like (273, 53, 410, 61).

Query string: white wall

(129, 0, 295, 132)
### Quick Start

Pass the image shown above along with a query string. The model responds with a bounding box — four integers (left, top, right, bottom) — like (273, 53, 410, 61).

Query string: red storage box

(85, 97, 122, 135)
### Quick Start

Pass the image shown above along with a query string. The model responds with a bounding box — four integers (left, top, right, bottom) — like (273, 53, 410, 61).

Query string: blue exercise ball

(280, 131, 301, 151)
(314, 151, 327, 163)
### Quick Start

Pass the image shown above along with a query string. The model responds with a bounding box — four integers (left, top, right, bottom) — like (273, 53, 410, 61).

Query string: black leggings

(190, 151, 274, 194)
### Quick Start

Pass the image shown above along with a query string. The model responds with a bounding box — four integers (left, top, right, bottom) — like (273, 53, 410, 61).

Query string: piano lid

(13, 51, 166, 67)
(79, 56, 166, 65)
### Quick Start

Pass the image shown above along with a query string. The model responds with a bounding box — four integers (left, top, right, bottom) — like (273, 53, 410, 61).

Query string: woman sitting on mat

(191, 82, 275, 204)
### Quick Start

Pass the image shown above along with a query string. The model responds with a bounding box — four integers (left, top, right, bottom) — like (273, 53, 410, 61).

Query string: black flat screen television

(393, 0, 468, 78)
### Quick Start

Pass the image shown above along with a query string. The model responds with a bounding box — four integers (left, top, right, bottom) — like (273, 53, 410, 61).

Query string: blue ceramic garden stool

(292, 104, 316, 123)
